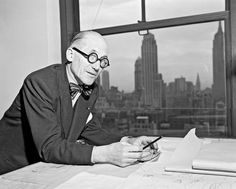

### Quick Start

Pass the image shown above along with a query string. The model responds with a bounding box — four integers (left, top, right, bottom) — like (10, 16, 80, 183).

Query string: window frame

(59, 0, 236, 137)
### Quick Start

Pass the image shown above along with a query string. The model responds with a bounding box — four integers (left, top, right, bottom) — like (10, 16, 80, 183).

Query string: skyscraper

(195, 73, 201, 92)
(96, 75, 101, 89)
(102, 70, 110, 92)
(141, 32, 160, 107)
(134, 57, 142, 100)
(175, 77, 186, 95)
(212, 21, 225, 105)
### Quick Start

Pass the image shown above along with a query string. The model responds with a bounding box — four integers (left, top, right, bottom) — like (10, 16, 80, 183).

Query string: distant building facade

(134, 57, 142, 101)
(212, 21, 225, 105)
(102, 70, 110, 92)
(141, 32, 161, 107)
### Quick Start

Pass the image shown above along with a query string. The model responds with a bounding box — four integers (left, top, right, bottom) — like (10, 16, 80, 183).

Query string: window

(79, 0, 140, 30)
(79, 0, 225, 30)
(60, 0, 236, 137)
(95, 22, 226, 137)
(145, 0, 225, 20)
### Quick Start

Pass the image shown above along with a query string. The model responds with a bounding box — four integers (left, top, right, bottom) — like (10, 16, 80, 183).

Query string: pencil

(143, 136, 162, 150)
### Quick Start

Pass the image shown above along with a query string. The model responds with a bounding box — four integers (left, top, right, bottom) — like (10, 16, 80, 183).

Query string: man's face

(70, 35, 108, 85)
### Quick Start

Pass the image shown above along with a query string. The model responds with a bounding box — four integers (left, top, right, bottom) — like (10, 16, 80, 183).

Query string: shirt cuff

(91, 146, 96, 164)
(120, 136, 132, 143)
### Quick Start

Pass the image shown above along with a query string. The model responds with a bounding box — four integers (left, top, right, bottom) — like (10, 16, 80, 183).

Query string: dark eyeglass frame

(72, 47, 109, 69)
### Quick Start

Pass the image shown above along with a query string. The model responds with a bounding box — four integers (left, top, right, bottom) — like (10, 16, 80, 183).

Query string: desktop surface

(1, 137, 236, 189)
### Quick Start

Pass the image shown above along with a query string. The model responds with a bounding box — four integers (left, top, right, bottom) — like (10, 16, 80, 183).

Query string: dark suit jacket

(0, 64, 122, 174)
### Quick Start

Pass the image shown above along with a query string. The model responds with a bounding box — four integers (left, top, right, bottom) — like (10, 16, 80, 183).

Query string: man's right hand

(92, 142, 143, 167)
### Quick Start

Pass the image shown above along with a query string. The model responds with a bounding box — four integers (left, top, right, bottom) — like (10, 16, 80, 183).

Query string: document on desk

(192, 141, 236, 172)
(165, 128, 236, 177)
(55, 172, 125, 189)
(119, 135, 236, 189)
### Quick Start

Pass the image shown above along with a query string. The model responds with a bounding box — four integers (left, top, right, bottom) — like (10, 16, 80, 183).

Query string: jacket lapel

(67, 95, 90, 142)
(57, 63, 97, 142)
(57, 64, 73, 138)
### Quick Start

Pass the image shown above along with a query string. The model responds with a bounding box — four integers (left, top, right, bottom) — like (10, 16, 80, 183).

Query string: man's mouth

(87, 71, 97, 77)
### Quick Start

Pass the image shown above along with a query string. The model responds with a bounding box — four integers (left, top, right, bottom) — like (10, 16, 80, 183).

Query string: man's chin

(82, 79, 95, 86)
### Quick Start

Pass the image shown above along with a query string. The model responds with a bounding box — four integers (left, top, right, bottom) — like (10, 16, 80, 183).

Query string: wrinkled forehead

(73, 34, 108, 56)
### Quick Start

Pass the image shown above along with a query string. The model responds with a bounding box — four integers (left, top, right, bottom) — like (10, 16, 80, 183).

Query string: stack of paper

(192, 142, 236, 172)
(165, 128, 236, 177)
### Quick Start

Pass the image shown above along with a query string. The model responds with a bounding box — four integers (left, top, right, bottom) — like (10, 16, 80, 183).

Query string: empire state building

(212, 21, 225, 105)
(141, 32, 160, 107)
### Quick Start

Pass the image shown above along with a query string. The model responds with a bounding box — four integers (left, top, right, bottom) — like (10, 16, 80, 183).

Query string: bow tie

(69, 82, 93, 99)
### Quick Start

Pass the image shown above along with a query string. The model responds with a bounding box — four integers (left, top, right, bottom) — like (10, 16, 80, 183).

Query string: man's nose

(92, 60, 101, 71)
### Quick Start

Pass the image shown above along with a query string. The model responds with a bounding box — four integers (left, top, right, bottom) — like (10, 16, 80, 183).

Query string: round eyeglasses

(72, 47, 109, 69)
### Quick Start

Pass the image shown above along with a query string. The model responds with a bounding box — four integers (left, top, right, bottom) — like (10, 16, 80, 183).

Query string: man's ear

(66, 48, 74, 62)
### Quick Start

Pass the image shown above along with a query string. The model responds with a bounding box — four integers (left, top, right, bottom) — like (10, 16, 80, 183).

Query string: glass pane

(79, 0, 140, 30)
(146, 0, 225, 21)
(79, 0, 224, 30)
(96, 21, 227, 137)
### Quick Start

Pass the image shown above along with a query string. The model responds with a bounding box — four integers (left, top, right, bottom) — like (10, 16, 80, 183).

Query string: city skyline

(88, 1, 227, 137)
(99, 21, 225, 105)
(80, 0, 224, 93)
(104, 22, 221, 92)
(96, 21, 226, 136)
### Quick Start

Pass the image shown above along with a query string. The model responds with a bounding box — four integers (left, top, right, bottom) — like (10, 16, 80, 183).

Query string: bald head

(70, 31, 107, 51)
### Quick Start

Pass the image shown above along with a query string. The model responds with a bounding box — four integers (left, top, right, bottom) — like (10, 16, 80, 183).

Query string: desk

(1, 137, 236, 189)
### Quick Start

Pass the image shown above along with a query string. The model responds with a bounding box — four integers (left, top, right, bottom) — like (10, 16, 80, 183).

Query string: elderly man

(0, 31, 157, 175)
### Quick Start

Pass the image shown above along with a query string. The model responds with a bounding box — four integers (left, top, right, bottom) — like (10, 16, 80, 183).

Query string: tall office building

(102, 70, 110, 92)
(212, 21, 225, 105)
(175, 77, 186, 95)
(166, 77, 193, 109)
(134, 57, 142, 99)
(96, 75, 101, 88)
(195, 73, 201, 92)
(141, 32, 160, 107)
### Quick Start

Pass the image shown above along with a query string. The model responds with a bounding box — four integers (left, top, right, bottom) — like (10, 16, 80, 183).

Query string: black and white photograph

(0, 0, 236, 188)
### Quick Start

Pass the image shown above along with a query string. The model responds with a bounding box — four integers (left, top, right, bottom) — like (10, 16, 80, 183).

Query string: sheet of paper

(118, 174, 236, 189)
(192, 141, 236, 172)
(121, 134, 236, 189)
(55, 172, 125, 189)
(166, 128, 202, 168)
(121, 159, 236, 189)
(165, 128, 236, 177)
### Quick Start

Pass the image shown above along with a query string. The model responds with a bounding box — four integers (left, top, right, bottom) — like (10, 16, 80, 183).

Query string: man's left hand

(120, 136, 160, 162)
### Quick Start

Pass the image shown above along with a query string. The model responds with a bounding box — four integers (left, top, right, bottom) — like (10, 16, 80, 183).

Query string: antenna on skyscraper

(138, 0, 149, 36)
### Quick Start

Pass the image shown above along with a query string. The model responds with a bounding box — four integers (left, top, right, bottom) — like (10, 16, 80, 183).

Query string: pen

(143, 136, 162, 150)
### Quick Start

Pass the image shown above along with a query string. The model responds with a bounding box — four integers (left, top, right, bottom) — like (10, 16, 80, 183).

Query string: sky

(79, 0, 225, 92)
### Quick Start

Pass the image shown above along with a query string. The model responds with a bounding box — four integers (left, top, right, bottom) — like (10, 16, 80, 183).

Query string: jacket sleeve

(22, 76, 94, 165)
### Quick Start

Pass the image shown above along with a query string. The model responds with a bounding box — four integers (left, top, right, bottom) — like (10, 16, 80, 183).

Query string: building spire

(217, 21, 223, 33)
(195, 73, 201, 91)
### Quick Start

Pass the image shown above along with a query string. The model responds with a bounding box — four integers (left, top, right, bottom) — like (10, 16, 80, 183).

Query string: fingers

(123, 144, 143, 160)
(114, 152, 141, 167)
(131, 136, 159, 150)
(122, 136, 161, 150)
(150, 142, 158, 150)
(105, 142, 143, 167)
(123, 145, 157, 162)
(124, 143, 142, 152)
(105, 140, 160, 167)
(138, 149, 161, 162)
(131, 136, 149, 146)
